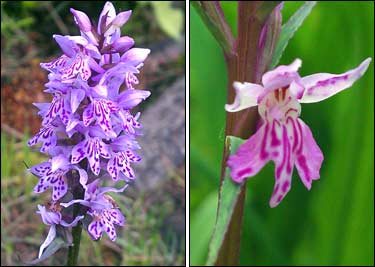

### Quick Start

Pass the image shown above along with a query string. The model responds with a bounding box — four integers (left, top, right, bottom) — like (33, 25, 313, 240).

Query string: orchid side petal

(299, 58, 371, 103)
(225, 82, 264, 112)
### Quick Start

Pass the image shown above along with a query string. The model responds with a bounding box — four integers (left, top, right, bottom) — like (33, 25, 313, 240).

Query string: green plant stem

(66, 168, 85, 266)
(67, 222, 83, 266)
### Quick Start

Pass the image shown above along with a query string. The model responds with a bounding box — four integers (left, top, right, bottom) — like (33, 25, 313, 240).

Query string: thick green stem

(66, 168, 85, 266)
(67, 222, 83, 266)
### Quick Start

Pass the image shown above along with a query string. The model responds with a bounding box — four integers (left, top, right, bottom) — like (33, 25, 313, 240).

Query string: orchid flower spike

(225, 57, 371, 207)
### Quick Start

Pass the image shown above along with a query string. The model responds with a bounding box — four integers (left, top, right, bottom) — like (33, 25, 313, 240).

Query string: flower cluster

(28, 2, 150, 257)
(225, 57, 371, 207)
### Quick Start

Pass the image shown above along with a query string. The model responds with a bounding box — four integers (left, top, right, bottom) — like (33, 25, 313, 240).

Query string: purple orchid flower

(28, 2, 150, 257)
(61, 180, 127, 241)
(225, 58, 371, 207)
(37, 203, 84, 258)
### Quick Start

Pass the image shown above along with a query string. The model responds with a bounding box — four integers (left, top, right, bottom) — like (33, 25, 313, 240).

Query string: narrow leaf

(22, 236, 71, 265)
(192, 1, 235, 56)
(206, 136, 245, 266)
(270, 1, 317, 69)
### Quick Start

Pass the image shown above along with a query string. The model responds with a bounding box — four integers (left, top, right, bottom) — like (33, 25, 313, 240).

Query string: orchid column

(193, 1, 282, 265)
(27, 2, 150, 265)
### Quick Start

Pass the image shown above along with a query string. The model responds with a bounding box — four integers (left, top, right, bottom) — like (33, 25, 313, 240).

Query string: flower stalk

(195, 1, 282, 265)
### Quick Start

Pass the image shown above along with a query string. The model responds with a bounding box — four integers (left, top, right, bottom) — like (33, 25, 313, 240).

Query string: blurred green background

(190, 1, 374, 266)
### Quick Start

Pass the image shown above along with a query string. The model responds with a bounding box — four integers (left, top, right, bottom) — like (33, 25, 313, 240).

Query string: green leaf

(270, 1, 316, 69)
(151, 1, 183, 40)
(206, 136, 245, 266)
(22, 236, 71, 265)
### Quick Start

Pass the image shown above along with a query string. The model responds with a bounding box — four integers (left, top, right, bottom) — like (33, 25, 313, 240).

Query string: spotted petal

(71, 138, 110, 175)
(34, 169, 68, 200)
(299, 58, 371, 103)
(102, 213, 117, 241)
(88, 220, 103, 240)
(28, 125, 57, 153)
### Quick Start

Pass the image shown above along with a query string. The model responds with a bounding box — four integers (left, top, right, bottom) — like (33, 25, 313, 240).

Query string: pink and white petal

(288, 80, 305, 99)
(262, 58, 302, 90)
(225, 82, 264, 112)
(227, 123, 272, 183)
(299, 58, 371, 103)
(294, 119, 323, 189)
(88, 220, 103, 240)
(269, 125, 294, 208)
(38, 225, 56, 258)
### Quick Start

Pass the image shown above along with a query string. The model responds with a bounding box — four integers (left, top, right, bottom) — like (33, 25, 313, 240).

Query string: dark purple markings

(237, 167, 252, 178)
(260, 123, 270, 160)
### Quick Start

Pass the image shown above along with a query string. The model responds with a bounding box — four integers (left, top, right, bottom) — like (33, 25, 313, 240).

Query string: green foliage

(190, 1, 374, 266)
(270, 1, 316, 69)
(206, 136, 245, 266)
(150, 1, 183, 41)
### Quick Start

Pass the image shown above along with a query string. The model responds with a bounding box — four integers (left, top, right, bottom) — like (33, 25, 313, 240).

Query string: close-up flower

(225, 58, 371, 207)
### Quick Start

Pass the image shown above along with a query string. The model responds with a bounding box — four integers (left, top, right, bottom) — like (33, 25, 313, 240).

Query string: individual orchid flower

(30, 153, 88, 200)
(225, 57, 371, 207)
(60, 180, 127, 241)
(37, 203, 84, 258)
